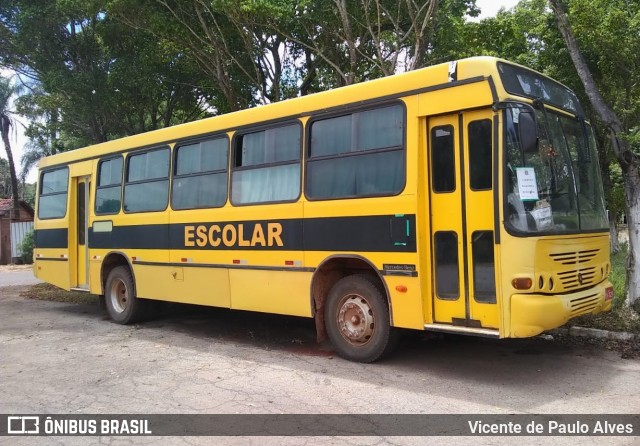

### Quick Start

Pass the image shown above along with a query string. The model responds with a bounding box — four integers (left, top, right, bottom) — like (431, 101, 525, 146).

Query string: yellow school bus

(33, 56, 613, 362)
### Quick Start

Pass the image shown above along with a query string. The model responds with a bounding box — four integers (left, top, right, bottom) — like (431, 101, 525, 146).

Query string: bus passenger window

(96, 157, 123, 215)
(231, 123, 301, 205)
(307, 104, 405, 199)
(38, 167, 69, 219)
(431, 126, 455, 193)
(468, 120, 492, 190)
(172, 137, 228, 210)
(123, 148, 170, 213)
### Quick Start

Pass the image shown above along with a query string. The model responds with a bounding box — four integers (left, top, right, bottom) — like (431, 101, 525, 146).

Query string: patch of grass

(571, 306, 640, 334)
(21, 283, 98, 304)
(570, 244, 640, 334)
(609, 244, 628, 310)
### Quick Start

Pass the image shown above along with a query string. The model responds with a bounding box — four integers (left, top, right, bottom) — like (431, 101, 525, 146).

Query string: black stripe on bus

(34, 228, 68, 249)
(86, 215, 417, 253)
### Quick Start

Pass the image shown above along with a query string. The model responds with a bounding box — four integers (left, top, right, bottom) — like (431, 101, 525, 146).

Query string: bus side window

(231, 123, 301, 205)
(38, 167, 69, 219)
(172, 137, 228, 210)
(306, 104, 405, 200)
(123, 148, 170, 213)
(95, 157, 123, 215)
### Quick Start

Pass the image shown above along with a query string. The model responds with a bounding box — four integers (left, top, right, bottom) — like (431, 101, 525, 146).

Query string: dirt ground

(1, 284, 640, 445)
(0, 264, 32, 272)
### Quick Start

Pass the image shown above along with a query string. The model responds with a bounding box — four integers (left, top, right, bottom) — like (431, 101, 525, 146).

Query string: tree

(0, 0, 213, 149)
(108, 0, 260, 110)
(0, 76, 20, 214)
(549, 0, 640, 306)
(0, 157, 10, 197)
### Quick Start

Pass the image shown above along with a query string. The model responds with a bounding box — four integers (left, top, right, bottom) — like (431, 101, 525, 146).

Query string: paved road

(1, 285, 638, 445)
(0, 266, 41, 287)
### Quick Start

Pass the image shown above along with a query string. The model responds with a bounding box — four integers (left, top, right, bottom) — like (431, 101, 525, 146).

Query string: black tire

(325, 274, 397, 363)
(104, 265, 153, 324)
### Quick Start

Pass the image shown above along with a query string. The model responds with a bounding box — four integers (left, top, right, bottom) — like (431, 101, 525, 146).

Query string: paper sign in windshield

(516, 167, 539, 201)
(530, 204, 553, 230)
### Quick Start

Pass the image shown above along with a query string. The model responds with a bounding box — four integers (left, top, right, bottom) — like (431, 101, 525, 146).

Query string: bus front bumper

(509, 280, 614, 338)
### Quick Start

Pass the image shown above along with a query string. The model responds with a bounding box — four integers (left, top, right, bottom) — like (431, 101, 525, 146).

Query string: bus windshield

(505, 104, 608, 234)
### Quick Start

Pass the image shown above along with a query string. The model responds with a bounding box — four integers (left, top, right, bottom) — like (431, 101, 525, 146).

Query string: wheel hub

(110, 279, 128, 313)
(337, 295, 374, 345)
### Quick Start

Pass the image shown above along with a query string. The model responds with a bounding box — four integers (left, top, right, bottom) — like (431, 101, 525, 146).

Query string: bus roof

(36, 56, 554, 170)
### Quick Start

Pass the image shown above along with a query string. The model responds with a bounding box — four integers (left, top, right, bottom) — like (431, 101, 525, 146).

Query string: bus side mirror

(519, 111, 538, 153)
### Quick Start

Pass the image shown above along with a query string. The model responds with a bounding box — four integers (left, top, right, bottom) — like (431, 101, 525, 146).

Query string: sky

(474, 0, 521, 19)
(1, 0, 523, 185)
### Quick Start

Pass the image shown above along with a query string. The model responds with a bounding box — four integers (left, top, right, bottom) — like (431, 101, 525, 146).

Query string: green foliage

(565, 0, 640, 156)
(609, 244, 628, 310)
(0, 158, 10, 197)
(571, 244, 640, 333)
(18, 229, 34, 264)
(21, 182, 35, 209)
(608, 163, 625, 222)
(1, 0, 213, 151)
(0, 75, 21, 211)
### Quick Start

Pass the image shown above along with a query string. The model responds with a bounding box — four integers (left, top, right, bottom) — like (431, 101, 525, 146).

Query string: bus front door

(427, 111, 499, 330)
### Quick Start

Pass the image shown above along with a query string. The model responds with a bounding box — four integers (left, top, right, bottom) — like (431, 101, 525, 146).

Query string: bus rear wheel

(325, 275, 396, 363)
(104, 266, 151, 324)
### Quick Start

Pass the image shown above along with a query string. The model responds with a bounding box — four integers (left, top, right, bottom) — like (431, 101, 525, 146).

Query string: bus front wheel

(104, 266, 151, 324)
(325, 275, 396, 363)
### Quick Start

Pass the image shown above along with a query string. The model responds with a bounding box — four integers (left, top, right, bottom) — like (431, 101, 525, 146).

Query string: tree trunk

(1, 117, 19, 216)
(609, 210, 620, 254)
(335, 0, 357, 85)
(623, 167, 640, 307)
(550, 0, 640, 305)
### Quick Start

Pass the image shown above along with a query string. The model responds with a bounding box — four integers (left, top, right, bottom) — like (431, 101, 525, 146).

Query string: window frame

(37, 166, 69, 220)
(95, 155, 124, 216)
(170, 134, 230, 211)
(230, 120, 303, 206)
(123, 146, 171, 214)
(304, 101, 407, 201)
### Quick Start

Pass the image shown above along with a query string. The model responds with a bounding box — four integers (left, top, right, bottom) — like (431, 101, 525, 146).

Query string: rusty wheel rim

(109, 278, 128, 314)
(336, 293, 375, 346)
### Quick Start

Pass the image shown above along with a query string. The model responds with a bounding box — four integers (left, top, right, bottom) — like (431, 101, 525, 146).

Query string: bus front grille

(569, 293, 599, 318)
(557, 267, 597, 290)
(549, 249, 599, 265)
